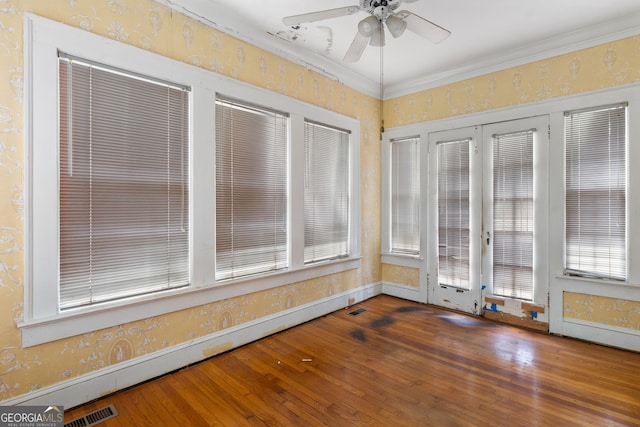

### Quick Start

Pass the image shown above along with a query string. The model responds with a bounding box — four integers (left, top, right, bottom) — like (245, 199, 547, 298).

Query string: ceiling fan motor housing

(361, 0, 401, 20)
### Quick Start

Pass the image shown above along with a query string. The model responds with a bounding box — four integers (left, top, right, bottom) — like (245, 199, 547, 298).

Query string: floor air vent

(348, 308, 367, 316)
(65, 404, 118, 427)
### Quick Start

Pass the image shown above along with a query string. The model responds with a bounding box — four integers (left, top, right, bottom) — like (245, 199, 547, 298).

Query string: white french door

(482, 116, 549, 313)
(428, 117, 548, 316)
(428, 126, 483, 314)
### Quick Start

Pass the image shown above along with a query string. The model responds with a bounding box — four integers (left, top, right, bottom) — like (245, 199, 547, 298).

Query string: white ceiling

(170, 0, 640, 99)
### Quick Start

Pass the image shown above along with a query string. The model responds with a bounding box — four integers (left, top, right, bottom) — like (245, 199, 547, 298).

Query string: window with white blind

(304, 120, 350, 264)
(215, 97, 288, 280)
(492, 130, 534, 300)
(304, 121, 350, 263)
(565, 104, 627, 280)
(437, 139, 470, 289)
(58, 55, 190, 310)
(390, 137, 420, 255)
(24, 15, 360, 346)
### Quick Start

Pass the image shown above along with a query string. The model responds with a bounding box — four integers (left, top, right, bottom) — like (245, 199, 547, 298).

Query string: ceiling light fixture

(358, 15, 379, 37)
(283, 0, 451, 63)
(282, 0, 452, 138)
(370, 22, 385, 46)
(385, 14, 407, 38)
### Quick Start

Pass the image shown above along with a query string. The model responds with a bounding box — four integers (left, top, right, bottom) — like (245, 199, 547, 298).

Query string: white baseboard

(3, 283, 383, 408)
(382, 281, 422, 303)
(561, 318, 640, 352)
(8, 282, 637, 409)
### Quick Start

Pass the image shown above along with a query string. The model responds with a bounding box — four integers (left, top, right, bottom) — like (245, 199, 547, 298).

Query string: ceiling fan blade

(343, 31, 370, 63)
(395, 10, 451, 44)
(283, 6, 360, 26)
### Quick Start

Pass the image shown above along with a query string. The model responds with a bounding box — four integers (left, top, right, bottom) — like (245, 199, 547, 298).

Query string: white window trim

(381, 133, 425, 263)
(21, 14, 360, 347)
(382, 82, 640, 337)
(547, 86, 640, 336)
(481, 116, 550, 304)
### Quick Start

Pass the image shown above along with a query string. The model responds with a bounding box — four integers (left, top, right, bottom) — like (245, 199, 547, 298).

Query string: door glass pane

(492, 130, 534, 300)
(438, 139, 470, 289)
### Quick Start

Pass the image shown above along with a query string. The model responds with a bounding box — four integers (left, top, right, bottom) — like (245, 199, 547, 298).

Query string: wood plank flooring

(64, 295, 640, 426)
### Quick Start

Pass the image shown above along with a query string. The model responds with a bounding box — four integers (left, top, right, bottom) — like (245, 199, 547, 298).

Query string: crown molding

(383, 11, 640, 99)
(159, 0, 381, 98)
(159, 1, 640, 101)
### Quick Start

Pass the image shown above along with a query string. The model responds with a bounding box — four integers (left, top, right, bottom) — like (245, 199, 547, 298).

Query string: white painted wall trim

(561, 318, 640, 352)
(4, 283, 383, 408)
(385, 83, 640, 351)
(385, 11, 640, 99)
(382, 281, 422, 303)
(6, 280, 636, 409)
(381, 254, 423, 268)
(157, 0, 378, 98)
(22, 14, 362, 347)
(161, 1, 640, 100)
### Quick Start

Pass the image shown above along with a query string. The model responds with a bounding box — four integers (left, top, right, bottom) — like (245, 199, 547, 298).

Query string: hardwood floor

(64, 295, 640, 426)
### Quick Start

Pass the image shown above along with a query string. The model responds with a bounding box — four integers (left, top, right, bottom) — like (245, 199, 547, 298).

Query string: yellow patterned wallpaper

(564, 292, 640, 331)
(0, 0, 380, 401)
(382, 33, 640, 331)
(381, 264, 419, 288)
(2, 0, 639, 403)
(384, 36, 640, 128)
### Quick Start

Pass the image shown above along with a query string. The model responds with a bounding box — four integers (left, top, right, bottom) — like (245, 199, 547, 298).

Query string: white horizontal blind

(304, 121, 350, 263)
(215, 97, 288, 280)
(492, 130, 534, 300)
(59, 56, 190, 310)
(437, 139, 470, 288)
(565, 104, 626, 280)
(391, 137, 420, 255)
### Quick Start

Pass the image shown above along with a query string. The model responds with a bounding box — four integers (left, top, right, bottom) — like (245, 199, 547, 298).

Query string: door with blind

(428, 126, 483, 314)
(428, 118, 548, 315)
(481, 116, 549, 313)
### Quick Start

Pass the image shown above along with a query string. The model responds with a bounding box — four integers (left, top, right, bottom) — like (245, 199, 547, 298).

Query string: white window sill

(19, 257, 361, 348)
(381, 252, 423, 268)
(555, 274, 639, 289)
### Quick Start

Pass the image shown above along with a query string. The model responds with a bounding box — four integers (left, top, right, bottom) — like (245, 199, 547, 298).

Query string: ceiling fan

(282, 0, 451, 62)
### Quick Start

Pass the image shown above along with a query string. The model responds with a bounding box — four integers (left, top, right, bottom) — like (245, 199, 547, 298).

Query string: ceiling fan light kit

(370, 24, 386, 46)
(358, 15, 379, 37)
(283, 0, 451, 62)
(385, 15, 407, 38)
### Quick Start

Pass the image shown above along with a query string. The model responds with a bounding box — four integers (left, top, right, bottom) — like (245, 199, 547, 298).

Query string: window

(492, 130, 534, 300)
(304, 121, 350, 263)
(24, 14, 360, 346)
(215, 97, 288, 280)
(565, 104, 626, 280)
(437, 139, 470, 288)
(58, 54, 190, 310)
(390, 137, 420, 255)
